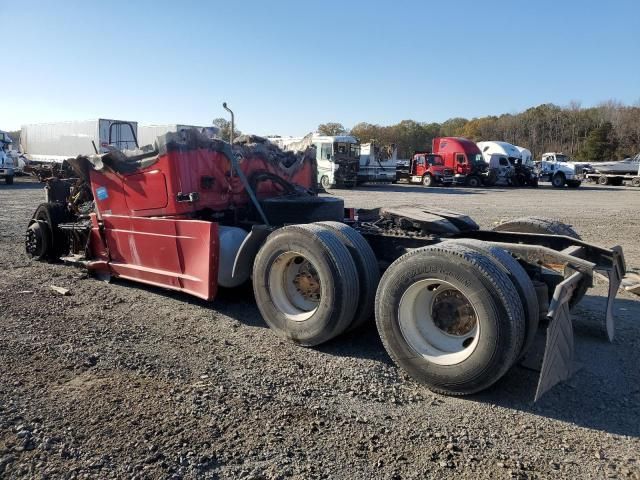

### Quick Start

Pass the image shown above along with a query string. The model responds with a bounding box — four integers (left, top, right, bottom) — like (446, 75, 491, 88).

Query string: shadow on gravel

(0, 181, 43, 191)
(565, 184, 638, 192)
(109, 276, 393, 364)
(316, 322, 394, 365)
(109, 277, 269, 328)
(346, 184, 500, 195)
(470, 294, 640, 438)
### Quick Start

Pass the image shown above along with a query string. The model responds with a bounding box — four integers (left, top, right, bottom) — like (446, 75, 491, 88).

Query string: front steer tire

(375, 243, 525, 395)
(26, 203, 71, 261)
(551, 173, 566, 188)
(466, 176, 482, 188)
(252, 223, 359, 346)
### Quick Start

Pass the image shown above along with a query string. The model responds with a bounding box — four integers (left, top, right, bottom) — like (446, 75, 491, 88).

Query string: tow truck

(25, 123, 637, 401)
(395, 152, 454, 186)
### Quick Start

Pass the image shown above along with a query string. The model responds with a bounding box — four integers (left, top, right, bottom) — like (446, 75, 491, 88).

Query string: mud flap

(603, 246, 624, 341)
(534, 256, 625, 401)
(535, 272, 582, 401)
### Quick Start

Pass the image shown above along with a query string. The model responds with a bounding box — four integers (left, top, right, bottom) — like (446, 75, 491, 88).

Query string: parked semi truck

(357, 142, 397, 183)
(25, 127, 636, 401)
(538, 153, 583, 188)
(477, 141, 537, 187)
(20, 119, 139, 165)
(0, 130, 16, 184)
(395, 152, 453, 186)
(269, 134, 360, 189)
(432, 137, 488, 187)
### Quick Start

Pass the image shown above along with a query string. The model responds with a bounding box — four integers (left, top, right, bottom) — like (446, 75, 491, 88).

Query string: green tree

(317, 122, 347, 136)
(577, 122, 618, 161)
(213, 118, 241, 142)
(440, 117, 468, 137)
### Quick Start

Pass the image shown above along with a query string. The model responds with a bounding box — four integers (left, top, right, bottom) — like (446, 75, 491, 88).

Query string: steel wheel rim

(398, 278, 480, 365)
(268, 251, 321, 322)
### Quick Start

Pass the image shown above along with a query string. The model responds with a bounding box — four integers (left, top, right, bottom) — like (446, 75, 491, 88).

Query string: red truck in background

(395, 152, 454, 186)
(432, 137, 487, 187)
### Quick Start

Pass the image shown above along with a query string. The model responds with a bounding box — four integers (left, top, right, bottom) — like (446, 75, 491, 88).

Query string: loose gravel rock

(1, 178, 639, 479)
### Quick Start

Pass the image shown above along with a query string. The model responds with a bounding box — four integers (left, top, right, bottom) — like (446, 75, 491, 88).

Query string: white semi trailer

(137, 124, 217, 148)
(20, 119, 138, 164)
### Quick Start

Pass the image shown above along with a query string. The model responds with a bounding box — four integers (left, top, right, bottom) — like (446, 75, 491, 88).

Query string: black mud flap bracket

(535, 272, 581, 401)
(534, 249, 624, 401)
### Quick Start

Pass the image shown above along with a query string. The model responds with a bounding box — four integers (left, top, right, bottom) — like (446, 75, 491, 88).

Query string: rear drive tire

(5, 175, 14, 185)
(492, 216, 587, 308)
(492, 216, 581, 239)
(567, 180, 581, 188)
(375, 243, 525, 395)
(442, 239, 539, 358)
(252, 223, 359, 346)
(317, 221, 380, 330)
(631, 177, 640, 187)
(259, 196, 344, 225)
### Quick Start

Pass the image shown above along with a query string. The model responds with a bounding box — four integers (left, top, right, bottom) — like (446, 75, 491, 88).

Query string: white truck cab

(0, 131, 16, 185)
(539, 152, 581, 188)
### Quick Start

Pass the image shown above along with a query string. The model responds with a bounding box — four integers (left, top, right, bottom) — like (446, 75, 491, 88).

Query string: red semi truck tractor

(24, 128, 634, 401)
(432, 137, 488, 187)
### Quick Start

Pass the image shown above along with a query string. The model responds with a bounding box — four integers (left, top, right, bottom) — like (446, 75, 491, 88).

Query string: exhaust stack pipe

(222, 102, 235, 145)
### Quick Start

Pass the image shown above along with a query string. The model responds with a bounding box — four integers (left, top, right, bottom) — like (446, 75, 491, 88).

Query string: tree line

(318, 101, 640, 161)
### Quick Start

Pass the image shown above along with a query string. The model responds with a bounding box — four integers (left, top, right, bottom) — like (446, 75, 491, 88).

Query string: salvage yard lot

(1, 177, 639, 479)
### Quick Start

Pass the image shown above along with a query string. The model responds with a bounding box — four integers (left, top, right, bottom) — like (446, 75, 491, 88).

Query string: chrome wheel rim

(398, 279, 479, 365)
(268, 251, 321, 322)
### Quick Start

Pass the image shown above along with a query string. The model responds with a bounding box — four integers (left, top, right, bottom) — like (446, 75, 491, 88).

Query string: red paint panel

(102, 215, 218, 300)
(123, 171, 169, 211)
(88, 146, 316, 218)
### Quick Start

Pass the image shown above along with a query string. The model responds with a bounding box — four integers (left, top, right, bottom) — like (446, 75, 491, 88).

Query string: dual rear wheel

(253, 217, 581, 396)
(253, 223, 536, 395)
(252, 222, 379, 346)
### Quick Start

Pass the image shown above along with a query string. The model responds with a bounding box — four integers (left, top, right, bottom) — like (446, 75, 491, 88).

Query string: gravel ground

(1, 177, 639, 479)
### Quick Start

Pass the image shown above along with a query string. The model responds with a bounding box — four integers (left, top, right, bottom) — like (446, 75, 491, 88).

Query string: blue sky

(1, 0, 639, 135)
